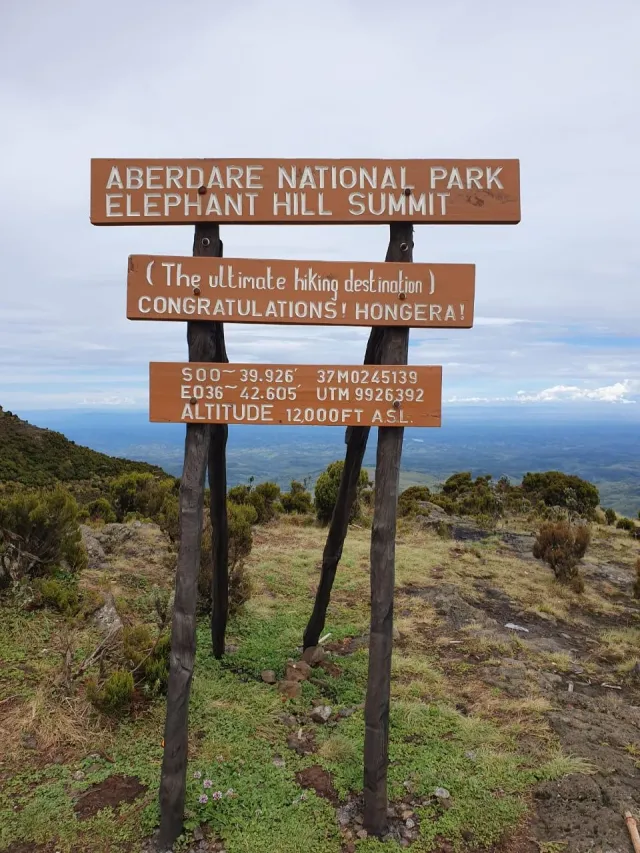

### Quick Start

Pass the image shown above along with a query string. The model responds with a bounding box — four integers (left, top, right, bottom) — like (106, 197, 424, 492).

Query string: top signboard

(90, 159, 520, 225)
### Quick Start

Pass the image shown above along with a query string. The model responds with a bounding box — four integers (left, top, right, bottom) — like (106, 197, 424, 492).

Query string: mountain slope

(0, 407, 166, 486)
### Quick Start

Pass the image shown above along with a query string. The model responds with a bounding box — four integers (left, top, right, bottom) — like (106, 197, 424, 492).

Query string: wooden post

(363, 222, 413, 837)
(303, 228, 407, 651)
(302, 326, 383, 649)
(209, 415, 229, 659)
(158, 223, 222, 850)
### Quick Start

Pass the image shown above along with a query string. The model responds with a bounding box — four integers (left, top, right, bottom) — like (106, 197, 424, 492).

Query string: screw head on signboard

(193, 287, 201, 296)
(403, 187, 412, 196)
(190, 397, 197, 405)
(399, 292, 406, 301)
(198, 185, 206, 195)
(400, 242, 409, 252)
(393, 400, 401, 409)
(201, 237, 211, 247)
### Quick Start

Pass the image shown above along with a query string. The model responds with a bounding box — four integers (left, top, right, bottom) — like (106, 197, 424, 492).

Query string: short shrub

(87, 670, 134, 715)
(604, 508, 617, 525)
(86, 497, 116, 524)
(0, 487, 87, 585)
(228, 481, 280, 524)
(109, 473, 175, 522)
(122, 624, 170, 696)
(281, 480, 313, 515)
(398, 486, 431, 517)
(522, 471, 599, 519)
(617, 517, 636, 531)
(533, 520, 590, 590)
(315, 461, 370, 524)
(197, 503, 255, 615)
(34, 577, 80, 615)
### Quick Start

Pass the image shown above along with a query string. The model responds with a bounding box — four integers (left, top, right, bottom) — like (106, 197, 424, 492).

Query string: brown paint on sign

(149, 363, 442, 427)
(127, 255, 475, 328)
(91, 159, 520, 225)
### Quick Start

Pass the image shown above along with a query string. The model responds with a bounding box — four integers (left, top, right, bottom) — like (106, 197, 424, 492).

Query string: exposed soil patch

(74, 774, 147, 820)
(295, 764, 338, 804)
(326, 635, 369, 656)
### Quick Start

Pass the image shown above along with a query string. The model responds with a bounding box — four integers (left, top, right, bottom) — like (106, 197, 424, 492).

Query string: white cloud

(449, 379, 640, 405)
(0, 0, 639, 410)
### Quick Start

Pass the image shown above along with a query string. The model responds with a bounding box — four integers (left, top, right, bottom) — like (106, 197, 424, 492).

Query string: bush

(616, 517, 635, 531)
(87, 497, 116, 524)
(442, 472, 473, 495)
(315, 461, 370, 524)
(86, 670, 134, 715)
(281, 480, 313, 515)
(228, 480, 280, 524)
(109, 473, 175, 522)
(0, 487, 87, 587)
(604, 508, 617, 525)
(33, 577, 80, 615)
(122, 624, 170, 696)
(532, 520, 591, 590)
(198, 503, 255, 616)
(398, 486, 431, 517)
(522, 471, 599, 519)
(431, 473, 502, 520)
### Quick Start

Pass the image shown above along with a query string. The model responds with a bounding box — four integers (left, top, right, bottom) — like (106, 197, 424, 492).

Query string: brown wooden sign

(91, 159, 520, 225)
(127, 255, 475, 328)
(149, 363, 442, 427)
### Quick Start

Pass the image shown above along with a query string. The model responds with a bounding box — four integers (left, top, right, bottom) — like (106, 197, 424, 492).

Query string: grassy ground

(1, 517, 638, 852)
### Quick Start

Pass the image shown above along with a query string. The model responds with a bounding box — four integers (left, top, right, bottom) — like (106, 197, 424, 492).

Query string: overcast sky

(1, 0, 639, 412)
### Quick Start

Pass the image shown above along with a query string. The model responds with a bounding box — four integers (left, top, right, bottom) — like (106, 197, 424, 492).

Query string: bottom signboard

(149, 362, 442, 427)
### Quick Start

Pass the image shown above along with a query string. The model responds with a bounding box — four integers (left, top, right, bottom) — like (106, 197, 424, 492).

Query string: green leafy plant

(398, 485, 431, 517)
(604, 507, 617, 525)
(281, 480, 313, 514)
(521, 471, 599, 519)
(314, 460, 370, 524)
(86, 669, 134, 715)
(86, 497, 116, 524)
(0, 487, 87, 587)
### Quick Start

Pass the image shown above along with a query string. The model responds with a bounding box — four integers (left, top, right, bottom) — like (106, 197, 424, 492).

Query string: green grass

(0, 521, 598, 852)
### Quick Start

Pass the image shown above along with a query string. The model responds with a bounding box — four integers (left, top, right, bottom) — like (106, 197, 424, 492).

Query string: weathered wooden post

(157, 224, 222, 849)
(303, 325, 382, 650)
(363, 223, 412, 836)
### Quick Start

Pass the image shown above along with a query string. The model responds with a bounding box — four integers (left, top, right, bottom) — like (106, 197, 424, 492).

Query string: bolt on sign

(90, 159, 521, 225)
(149, 363, 442, 427)
(127, 255, 475, 328)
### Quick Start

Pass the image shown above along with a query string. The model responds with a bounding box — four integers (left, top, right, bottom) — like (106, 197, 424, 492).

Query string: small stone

(504, 622, 529, 633)
(354, 814, 363, 825)
(357, 829, 368, 840)
(338, 706, 356, 719)
(272, 756, 286, 768)
(277, 680, 301, 699)
(310, 705, 332, 723)
(405, 818, 415, 829)
(343, 829, 353, 840)
(434, 786, 451, 800)
(465, 750, 477, 761)
(261, 670, 277, 684)
(393, 626, 402, 641)
(193, 826, 204, 841)
(345, 844, 356, 853)
(402, 809, 413, 820)
(302, 645, 326, 666)
(72, 770, 85, 781)
(400, 839, 410, 848)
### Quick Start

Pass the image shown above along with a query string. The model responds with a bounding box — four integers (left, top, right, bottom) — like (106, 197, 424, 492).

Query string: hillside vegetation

(0, 407, 165, 487)
(0, 420, 639, 852)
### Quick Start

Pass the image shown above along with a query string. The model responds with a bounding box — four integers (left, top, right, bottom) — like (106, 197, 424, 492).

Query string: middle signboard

(128, 255, 475, 328)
